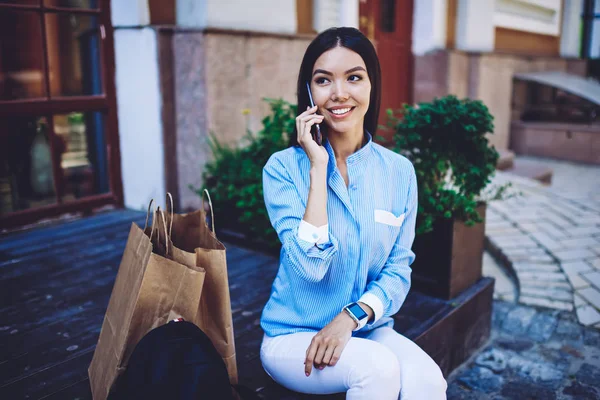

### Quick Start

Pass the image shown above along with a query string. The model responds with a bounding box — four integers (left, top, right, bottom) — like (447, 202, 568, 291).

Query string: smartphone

(306, 82, 323, 146)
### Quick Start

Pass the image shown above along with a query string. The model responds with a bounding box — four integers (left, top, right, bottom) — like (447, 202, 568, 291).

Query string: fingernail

(305, 372, 309, 377)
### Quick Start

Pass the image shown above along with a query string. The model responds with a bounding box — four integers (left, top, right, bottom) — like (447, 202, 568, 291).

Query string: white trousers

(260, 326, 447, 399)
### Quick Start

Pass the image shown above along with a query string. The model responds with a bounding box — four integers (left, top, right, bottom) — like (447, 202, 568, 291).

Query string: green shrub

(195, 98, 296, 250)
(391, 95, 500, 234)
(199, 95, 506, 249)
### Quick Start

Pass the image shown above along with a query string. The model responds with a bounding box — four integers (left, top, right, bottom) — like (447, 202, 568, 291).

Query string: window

(0, 0, 120, 225)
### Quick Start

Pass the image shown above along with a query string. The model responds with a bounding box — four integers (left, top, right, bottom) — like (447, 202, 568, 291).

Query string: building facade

(1, 0, 597, 227)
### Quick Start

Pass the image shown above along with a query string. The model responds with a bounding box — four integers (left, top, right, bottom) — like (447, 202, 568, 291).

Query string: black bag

(109, 320, 251, 400)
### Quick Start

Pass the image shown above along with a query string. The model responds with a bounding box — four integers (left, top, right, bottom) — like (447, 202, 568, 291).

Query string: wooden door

(359, 0, 414, 143)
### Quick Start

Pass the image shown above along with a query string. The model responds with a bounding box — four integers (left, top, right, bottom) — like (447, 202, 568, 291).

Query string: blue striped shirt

(260, 132, 417, 337)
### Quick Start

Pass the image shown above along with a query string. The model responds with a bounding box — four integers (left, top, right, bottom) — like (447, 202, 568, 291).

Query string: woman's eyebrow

(313, 69, 333, 76)
(312, 66, 366, 76)
(345, 66, 366, 74)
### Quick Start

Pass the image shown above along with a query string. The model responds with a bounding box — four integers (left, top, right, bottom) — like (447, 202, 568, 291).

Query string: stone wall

(172, 29, 312, 210)
(413, 50, 587, 150)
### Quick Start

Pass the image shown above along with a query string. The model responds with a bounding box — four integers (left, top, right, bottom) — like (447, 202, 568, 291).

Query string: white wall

(560, 0, 584, 57)
(339, 0, 359, 28)
(111, 0, 150, 26)
(453, 0, 571, 53)
(494, 0, 562, 36)
(455, 0, 495, 52)
(177, 0, 297, 33)
(412, 0, 448, 55)
(313, 0, 359, 32)
(113, 29, 165, 211)
(112, 1, 166, 211)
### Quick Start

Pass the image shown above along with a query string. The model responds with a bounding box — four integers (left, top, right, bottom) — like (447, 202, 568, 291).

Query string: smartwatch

(344, 302, 369, 331)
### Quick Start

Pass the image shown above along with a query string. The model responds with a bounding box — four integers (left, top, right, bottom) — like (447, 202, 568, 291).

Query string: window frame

(0, 0, 123, 228)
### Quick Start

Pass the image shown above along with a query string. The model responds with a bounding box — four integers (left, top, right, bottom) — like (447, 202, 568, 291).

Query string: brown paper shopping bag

(88, 200, 206, 399)
(165, 190, 238, 385)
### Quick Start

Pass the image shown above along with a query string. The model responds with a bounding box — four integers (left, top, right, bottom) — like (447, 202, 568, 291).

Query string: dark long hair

(290, 27, 381, 147)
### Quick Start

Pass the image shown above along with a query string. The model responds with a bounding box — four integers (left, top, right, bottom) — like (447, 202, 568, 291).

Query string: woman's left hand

(304, 312, 356, 376)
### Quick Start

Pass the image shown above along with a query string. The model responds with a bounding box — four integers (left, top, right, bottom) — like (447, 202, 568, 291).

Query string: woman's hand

(304, 311, 356, 376)
(296, 106, 328, 167)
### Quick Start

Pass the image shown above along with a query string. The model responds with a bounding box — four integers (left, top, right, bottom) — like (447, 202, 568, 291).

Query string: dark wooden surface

(0, 210, 492, 399)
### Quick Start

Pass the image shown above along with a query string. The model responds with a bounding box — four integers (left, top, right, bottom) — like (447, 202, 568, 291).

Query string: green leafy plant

(392, 95, 501, 235)
(194, 98, 296, 250)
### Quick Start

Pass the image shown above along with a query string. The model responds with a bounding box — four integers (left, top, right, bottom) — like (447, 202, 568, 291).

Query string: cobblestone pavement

(484, 156, 600, 328)
(446, 300, 600, 400)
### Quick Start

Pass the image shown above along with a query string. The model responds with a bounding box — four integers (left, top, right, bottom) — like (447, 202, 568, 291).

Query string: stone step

(504, 158, 553, 184)
(496, 149, 515, 171)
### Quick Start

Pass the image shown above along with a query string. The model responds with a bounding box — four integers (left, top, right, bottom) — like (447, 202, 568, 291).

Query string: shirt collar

(325, 130, 373, 168)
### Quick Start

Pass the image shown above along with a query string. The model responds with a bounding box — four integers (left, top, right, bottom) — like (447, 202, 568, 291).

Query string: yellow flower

(241, 108, 251, 115)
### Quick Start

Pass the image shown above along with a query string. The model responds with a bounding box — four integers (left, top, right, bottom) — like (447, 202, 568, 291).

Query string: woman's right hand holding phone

(296, 106, 328, 168)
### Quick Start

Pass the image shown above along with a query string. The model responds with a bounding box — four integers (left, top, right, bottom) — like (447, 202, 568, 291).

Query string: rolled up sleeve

(263, 156, 339, 283)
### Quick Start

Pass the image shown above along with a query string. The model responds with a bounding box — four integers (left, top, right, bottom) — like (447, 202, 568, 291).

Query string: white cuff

(358, 292, 384, 326)
(298, 220, 330, 245)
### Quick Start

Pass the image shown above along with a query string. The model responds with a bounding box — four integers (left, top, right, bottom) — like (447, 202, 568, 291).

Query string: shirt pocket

(374, 209, 406, 227)
(371, 209, 405, 264)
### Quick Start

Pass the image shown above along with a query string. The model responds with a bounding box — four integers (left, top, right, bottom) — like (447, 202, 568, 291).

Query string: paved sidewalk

(446, 300, 600, 399)
(484, 156, 600, 328)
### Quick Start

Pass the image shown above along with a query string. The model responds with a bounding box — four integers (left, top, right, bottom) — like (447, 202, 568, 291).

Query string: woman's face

(311, 46, 371, 136)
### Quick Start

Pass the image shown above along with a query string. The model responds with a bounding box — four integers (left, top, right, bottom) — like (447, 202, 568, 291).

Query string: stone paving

(484, 156, 600, 329)
(446, 300, 600, 399)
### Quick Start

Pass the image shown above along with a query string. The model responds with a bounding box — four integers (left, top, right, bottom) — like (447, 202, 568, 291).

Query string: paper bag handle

(166, 192, 174, 238)
(156, 207, 170, 256)
(144, 199, 157, 242)
(202, 189, 216, 234)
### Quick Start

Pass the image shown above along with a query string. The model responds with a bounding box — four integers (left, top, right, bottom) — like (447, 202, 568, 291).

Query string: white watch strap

(354, 313, 368, 331)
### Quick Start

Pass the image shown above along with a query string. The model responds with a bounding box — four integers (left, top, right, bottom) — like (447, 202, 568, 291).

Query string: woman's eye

(315, 77, 329, 85)
(348, 75, 362, 82)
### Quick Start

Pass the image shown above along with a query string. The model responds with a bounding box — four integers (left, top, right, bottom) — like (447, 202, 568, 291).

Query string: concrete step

(496, 149, 515, 171)
(504, 158, 553, 184)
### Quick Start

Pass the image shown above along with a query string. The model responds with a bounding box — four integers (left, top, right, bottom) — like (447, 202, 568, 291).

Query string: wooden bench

(0, 210, 493, 399)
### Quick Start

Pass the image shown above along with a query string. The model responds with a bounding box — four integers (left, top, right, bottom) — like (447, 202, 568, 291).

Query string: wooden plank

(0, 252, 121, 328)
(39, 378, 92, 400)
(1, 239, 253, 333)
(0, 316, 101, 387)
(0, 232, 130, 297)
(0, 216, 143, 270)
(0, 303, 106, 361)
(0, 349, 94, 399)
(494, 26, 560, 57)
(0, 290, 111, 346)
(393, 290, 452, 340)
(0, 210, 142, 252)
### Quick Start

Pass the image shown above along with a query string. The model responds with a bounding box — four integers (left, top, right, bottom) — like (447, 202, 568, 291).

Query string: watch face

(348, 303, 368, 320)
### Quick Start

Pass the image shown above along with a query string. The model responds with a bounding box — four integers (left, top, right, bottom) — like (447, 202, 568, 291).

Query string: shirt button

(312, 233, 319, 240)
(351, 185, 357, 190)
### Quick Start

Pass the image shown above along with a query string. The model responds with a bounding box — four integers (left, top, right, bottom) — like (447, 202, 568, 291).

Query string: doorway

(359, 0, 414, 143)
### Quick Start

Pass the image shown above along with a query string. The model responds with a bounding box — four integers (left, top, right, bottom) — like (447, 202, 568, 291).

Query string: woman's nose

(331, 83, 349, 102)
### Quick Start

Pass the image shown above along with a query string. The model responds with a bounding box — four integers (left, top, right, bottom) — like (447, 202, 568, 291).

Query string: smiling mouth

(328, 107, 355, 118)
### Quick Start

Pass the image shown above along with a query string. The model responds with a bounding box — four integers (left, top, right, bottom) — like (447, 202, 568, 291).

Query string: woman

(259, 27, 447, 399)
